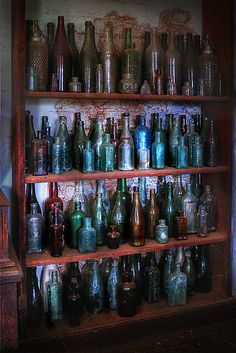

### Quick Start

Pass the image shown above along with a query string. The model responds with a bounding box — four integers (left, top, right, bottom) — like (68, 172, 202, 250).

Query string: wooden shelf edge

(26, 232, 227, 268)
(25, 91, 230, 102)
(24, 166, 230, 184)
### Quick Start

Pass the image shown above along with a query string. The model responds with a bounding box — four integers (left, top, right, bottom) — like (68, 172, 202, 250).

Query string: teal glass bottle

(91, 118, 104, 171)
(161, 183, 176, 236)
(174, 175, 185, 212)
(47, 270, 63, 322)
(82, 140, 94, 173)
(176, 136, 188, 169)
(130, 254, 142, 305)
(163, 249, 175, 296)
(196, 245, 212, 293)
(57, 116, 72, 172)
(78, 217, 96, 253)
(192, 136, 203, 167)
(84, 260, 104, 313)
(118, 137, 134, 171)
(184, 122, 199, 166)
(152, 132, 165, 169)
(40, 264, 61, 313)
(181, 183, 198, 234)
(74, 120, 88, 170)
(138, 177, 148, 211)
(25, 114, 36, 174)
(27, 267, 44, 327)
(52, 137, 63, 174)
(143, 252, 160, 303)
(167, 263, 187, 307)
(155, 219, 168, 244)
(43, 125, 55, 172)
(169, 120, 182, 167)
(133, 116, 151, 153)
(96, 179, 110, 216)
(107, 259, 120, 310)
(92, 193, 107, 246)
(100, 133, 114, 172)
(175, 247, 185, 268)
(26, 203, 44, 254)
(109, 190, 127, 243)
(182, 249, 196, 296)
(199, 185, 216, 232)
(68, 201, 87, 249)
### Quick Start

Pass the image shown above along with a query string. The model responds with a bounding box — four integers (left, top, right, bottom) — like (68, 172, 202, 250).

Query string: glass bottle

(32, 131, 48, 176)
(138, 177, 148, 211)
(91, 118, 104, 171)
(196, 205, 208, 237)
(134, 116, 151, 153)
(73, 180, 90, 215)
(175, 247, 185, 267)
(204, 119, 220, 167)
(152, 132, 165, 169)
(161, 32, 168, 52)
(192, 136, 203, 167)
(44, 182, 63, 236)
(196, 245, 212, 292)
(96, 179, 110, 216)
(130, 254, 142, 305)
(198, 35, 219, 96)
(25, 114, 36, 173)
(74, 120, 88, 170)
(26, 66, 38, 91)
(145, 28, 164, 93)
(190, 173, 203, 199)
(100, 21, 118, 93)
(100, 258, 112, 286)
(184, 123, 199, 166)
(199, 185, 216, 232)
(119, 73, 138, 93)
(122, 28, 142, 90)
(174, 175, 185, 212)
(169, 121, 182, 167)
(52, 137, 63, 174)
(26, 203, 44, 254)
(130, 186, 145, 247)
(107, 225, 120, 249)
(92, 193, 107, 246)
(84, 260, 104, 314)
(174, 211, 188, 240)
(69, 77, 82, 92)
(82, 140, 94, 173)
(40, 264, 61, 313)
(164, 113, 173, 165)
(110, 122, 119, 169)
(27, 268, 44, 327)
(65, 262, 84, 302)
(49, 16, 72, 92)
(26, 21, 48, 91)
(176, 136, 188, 169)
(68, 201, 87, 249)
(156, 68, 164, 95)
(107, 259, 120, 310)
(109, 191, 127, 243)
(182, 250, 196, 296)
(163, 249, 175, 296)
(161, 183, 176, 237)
(95, 63, 103, 93)
(183, 33, 198, 95)
(49, 206, 63, 257)
(47, 22, 54, 50)
(143, 252, 160, 303)
(180, 114, 187, 135)
(195, 114, 202, 135)
(80, 21, 99, 93)
(117, 272, 137, 317)
(167, 263, 187, 306)
(66, 278, 82, 327)
(137, 141, 150, 170)
(48, 203, 66, 247)
(67, 23, 80, 77)
(100, 133, 114, 172)
(140, 80, 151, 95)
(78, 217, 96, 253)
(146, 189, 159, 239)
(200, 116, 210, 145)
(47, 270, 63, 322)
(194, 34, 201, 58)
(111, 178, 131, 219)
(56, 116, 72, 172)
(155, 219, 168, 244)
(142, 31, 151, 81)
(164, 31, 181, 94)
(26, 183, 41, 215)
(120, 114, 134, 146)
(43, 125, 54, 172)
(182, 81, 193, 96)
(118, 137, 134, 171)
(181, 183, 198, 234)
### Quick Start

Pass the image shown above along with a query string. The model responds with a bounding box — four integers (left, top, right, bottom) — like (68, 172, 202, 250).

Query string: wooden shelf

(24, 165, 230, 184)
(25, 91, 230, 102)
(26, 232, 227, 268)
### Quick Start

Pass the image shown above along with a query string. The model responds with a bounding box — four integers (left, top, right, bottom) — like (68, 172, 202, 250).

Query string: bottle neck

(186, 33, 193, 50)
(55, 16, 67, 40)
(168, 31, 175, 50)
(124, 28, 132, 49)
(27, 183, 36, 200)
(53, 182, 59, 197)
(67, 24, 77, 47)
(118, 178, 127, 192)
(83, 22, 96, 47)
(110, 123, 118, 140)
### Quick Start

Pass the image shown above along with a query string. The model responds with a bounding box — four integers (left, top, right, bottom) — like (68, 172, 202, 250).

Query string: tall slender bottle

(44, 182, 63, 237)
(203, 119, 220, 167)
(47, 270, 63, 322)
(107, 259, 120, 310)
(43, 125, 54, 172)
(164, 31, 181, 94)
(47, 22, 55, 50)
(181, 183, 198, 234)
(32, 131, 48, 176)
(84, 260, 104, 314)
(174, 175, 185, 212)
(91, 118, 104, 171)
(120, 113, 134, 146)
(57, 116, 72, 172)
(146, 189, 159, 239)
(199, 185, 216, 232)
(130, 186, 145, 247)
(25, 114, 36, 173)
(182, 250, 196, 296)
(110, 122, 119, 169)
(130, 254, 142, 305)
(49, 206, 63, 257)
(67, 23, 80, 77)
(40, 264, 61, 313)
(161, 183, 176, 236)
(143, 252, 160, 303)
(26, 203, 44, 254)
(50, 16, 72, 91)
(26, 183, 41, 215)
(111, 178, 131, 219)
(27, 268, 44, 327)
(183, 33, 198, 94)
(80, 21, 99, 93)
(96, 179, 110, 216)
(74, 120, 88, 170)
(169, 120, 182, 167)
(142, 31, 150, 81)
(100, 133, 115, 172)
(92, 193, 107, 246)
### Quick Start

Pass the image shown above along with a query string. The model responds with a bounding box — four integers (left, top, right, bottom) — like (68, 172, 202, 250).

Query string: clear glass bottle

(182, 81, 193, 96)
(167, 263, 187, 307)
(95, 63, 104, 93)
(56, 116, 72, 172)
(32, 131, 48, 176)
(169, 120, 182, 167)
(137, 141, 150, 170)
(68, 201, 87, 249)
(92, 193, 107, 246)
(181, 183, 198, 234)
(78, 217, 96, 253)
(82, 140, 95, 173)
(118, 137, 134, 171)
(107, 259, 120, 310)
(174, 211, 188, 240)
(152, 132, 165, 169)
(69, 77, 82, 92)
(156, 68, 164, 95)
(73, 180, 90, 215)
(26, 66, 38, 91)
(146, 189, 159, 239)
(67, 23, 80, 77)
(40, 264, 61, 313)
(120, 113, 134, 146)
(196, 205, 208, 237)
(130, 186, 145, 247)
(183, 33, 198, 95)
(180, 114, 187, 135)
(111, 178, 131, 220)
(176, 136, 188, 169)
(155, 219, 168, 244)
(199, 185, 216, 232)
(96, 179, 110, 216)
(100, 133, 114, 172)
(47, 270, 63, 322)
(164, 31, 181, 94)
(203, 119, 220, 167)
(26, 203, 44, 253)
(91, 118, 104, 171)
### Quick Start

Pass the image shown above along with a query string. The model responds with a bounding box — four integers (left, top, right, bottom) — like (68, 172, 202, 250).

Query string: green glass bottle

(146, 189, 160, 239)
(47, 270, 63, 322)
(176, 136, 188, 169)
(25, 114, 36, 174)
(143, 252, 160, 303)
(167, 263, 187, 307)
(182, 250, 196, 296)
(74, 120, 88, 170)
(100, 133, 115, 172)
(109, 190, 127, 243)
(111, 178, 131, 220)
(169, 121, 182, 167)
(68, 201, 87, 249)
(57, 116, 72, 172)
(181, 183, 198, 234)
(161, 183, 177, 236)
(92, 193, 107, 246)
(84, 260, 104, 313)
(91, 118, 104, 171)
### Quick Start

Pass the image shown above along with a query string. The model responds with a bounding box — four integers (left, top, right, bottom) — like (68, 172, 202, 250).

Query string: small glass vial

(167, 76, 177, 95)
(140, 80, 151, 95)
(118, 137, 134, 171)
(69, 77, 82, 92)
(107, 225, 120, 249)
(82, 140, 95, 173)
(50, 73, 58, 92)
(182, 81, 193, 96)
(176, 136, 188, 169)
(192, 136, 203, 167)
(156, 69, 164, 95)
(197, 78, 205, 96)
(155, 219, 169, 244)
(196, 205, 208, 238)
(100, 133, 114, 172)
(32, 131, 48, 176)
(137, 141, 150, 170)
(174, 211, 188, 240)
(95, 64, 104, 93)
(26, 67, 38, 91)
(152, 132, 165, 169)
(52, 137, 63, 175)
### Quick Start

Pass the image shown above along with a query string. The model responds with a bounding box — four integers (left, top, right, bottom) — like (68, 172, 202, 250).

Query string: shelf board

(26, 232, 227, 268)
(24, 165, 230, 183)
(25, 91, 230, 102)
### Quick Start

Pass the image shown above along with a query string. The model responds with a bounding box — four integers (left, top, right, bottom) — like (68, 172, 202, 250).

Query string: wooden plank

(26, 232, 227, 267)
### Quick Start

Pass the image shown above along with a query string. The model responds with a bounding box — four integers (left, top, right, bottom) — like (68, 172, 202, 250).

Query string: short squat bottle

(155, 219, 168, 244)
(176, 136, 188, 169)
(82, 140, 95, 173)
(196, 205, 208, 237)
(181, 184, 198, 234)
(192, 136, 203, 167)
(106, 225, 120, 249)
(174, 211, 188, 240)
(118, 137, 134, 171)
(47, 270, 63, 322)
(199, 185, 216, 232)
(78, 217, 96, 253)
(26, 203, 44, 254)
(152, 132, 165, 169)
(130, 187, 145, 247)
(49, 206, 63, 257)
(32, 131, 48, 176)
(167, 263, 187, 307)
(100, 133, 114, 172)
(117, 272, 137, 317)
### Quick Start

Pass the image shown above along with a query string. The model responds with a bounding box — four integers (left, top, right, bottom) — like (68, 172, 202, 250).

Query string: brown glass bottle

(146, 189, 160, 239)
(32, 131, 48, 176)
(49, 16, 72, 92)
(130, 187, 145, 247)
(44, 182, 63, 239)
(50, 207, 63, 257)
(106, 225, 120, 249)
(117, 272, 137, 317)
(25, 113, 36, 174)
(174, 211, 188, 240)
(164, 31, 181, 94)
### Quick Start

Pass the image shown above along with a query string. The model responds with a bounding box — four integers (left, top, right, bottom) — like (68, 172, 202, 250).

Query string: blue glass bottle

(184, 122, 199, 166)
(169, 120, 182, 167)
(78, 217, 96, 253)
(133, 116, 151, 155)
(107, 259, 120, 310)
(176, 136, 188, 169)
(43, 125, 55, 172)
(167, 263, 187, 307)
(52, 137, 63, 174)
(152, 131, 165, 169)
(100, 133, 114, 172)
(92, 193, 107, 246)
(192, 136, 203, 167)
(118, 137, 134, 171)
(84, 260, 104, 314)
(26, 203, 44, 254)
(82, 140, 94, 173)
(57, 116, 72, 172)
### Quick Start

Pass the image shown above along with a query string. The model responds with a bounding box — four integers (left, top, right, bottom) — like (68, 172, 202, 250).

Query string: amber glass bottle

(130, 187, 145, 247)
(174, 211, 188, 240)
(44, 182, 63, 239)
(145, 189, 160, 239)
